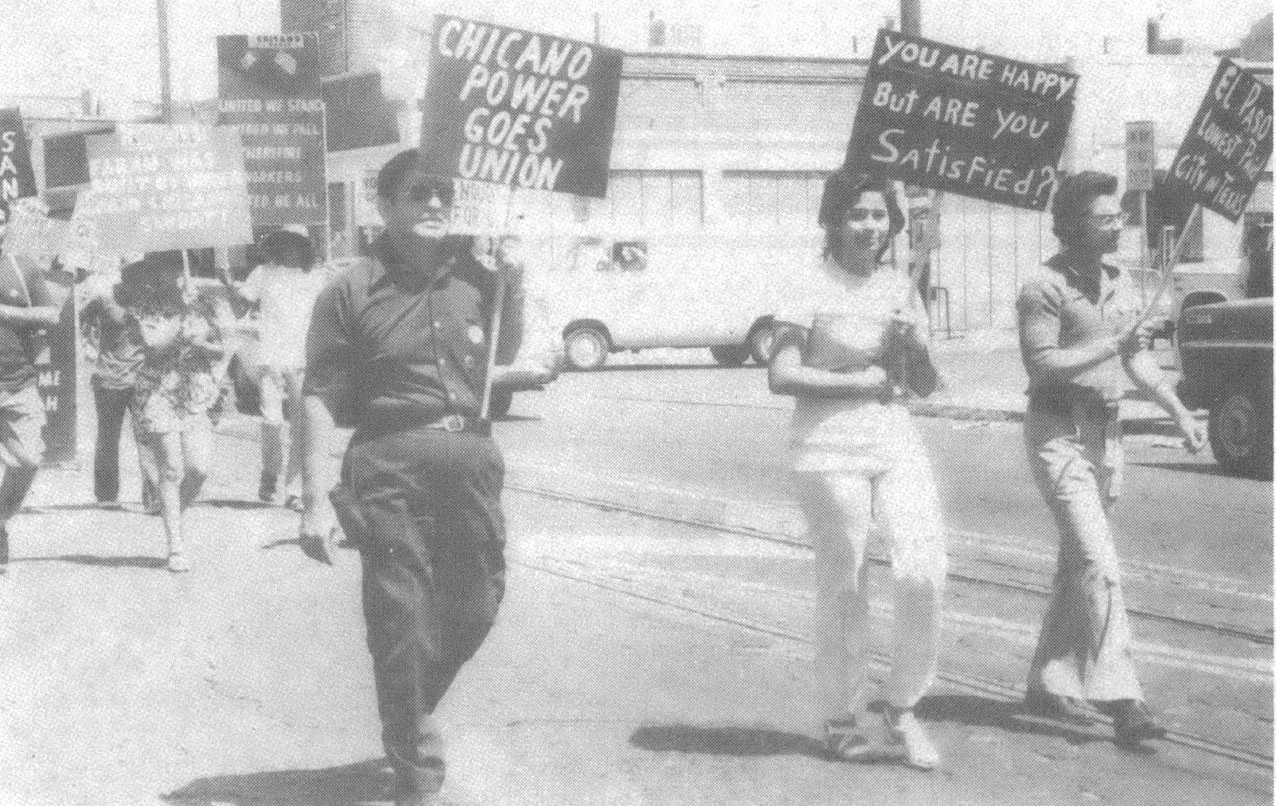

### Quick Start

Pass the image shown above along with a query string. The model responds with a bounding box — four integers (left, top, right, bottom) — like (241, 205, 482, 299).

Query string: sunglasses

(402, 179, 455, 207)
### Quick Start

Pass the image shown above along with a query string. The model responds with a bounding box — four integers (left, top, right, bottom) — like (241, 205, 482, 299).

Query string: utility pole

(156, 0, 173, 122)
(900, 0, 921, 36)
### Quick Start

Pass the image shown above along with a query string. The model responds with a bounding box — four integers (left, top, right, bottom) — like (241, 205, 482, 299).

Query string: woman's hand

(887, 311, 926, 352)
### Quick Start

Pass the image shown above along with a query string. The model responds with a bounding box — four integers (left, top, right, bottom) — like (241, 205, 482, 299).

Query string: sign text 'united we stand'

(0, 108, 37, 227)
(81, 124, 253, 254)
(1163, 58, 1272, 223)
(847, 30, 1077, 211)
(218, 33, 326, 228)
(419, 15, 623, 199)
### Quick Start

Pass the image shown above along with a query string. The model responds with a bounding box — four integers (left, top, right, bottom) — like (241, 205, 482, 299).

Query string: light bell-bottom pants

(1023, 405, 1143, 703)
(794, 451, 948, 721)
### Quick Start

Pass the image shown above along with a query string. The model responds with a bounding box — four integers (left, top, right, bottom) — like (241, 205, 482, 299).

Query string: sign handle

(1139, 203, 1201, 326)
(478, 188, 517, 421)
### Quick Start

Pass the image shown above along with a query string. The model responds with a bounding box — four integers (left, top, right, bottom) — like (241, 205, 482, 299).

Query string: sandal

(882, 706, 940, 770)
(167, 552, 191, 573)
(823, 717, 875, 762)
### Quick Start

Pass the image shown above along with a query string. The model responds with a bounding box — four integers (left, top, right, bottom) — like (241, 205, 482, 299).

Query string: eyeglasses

(1090, 212, 1129, 227)
(402, 178, 455, 207)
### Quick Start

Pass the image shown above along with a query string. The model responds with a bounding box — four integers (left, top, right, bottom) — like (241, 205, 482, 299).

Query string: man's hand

(1116, 317, 1162, 357)
(1176, 412, 1209, 454)
(299, 508, 338, 566)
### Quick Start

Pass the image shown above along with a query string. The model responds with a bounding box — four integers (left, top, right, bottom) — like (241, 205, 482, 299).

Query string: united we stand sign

(418, 15, 623, 200)
(846, 30, 1078, 211)
(218, 33, 327, 228)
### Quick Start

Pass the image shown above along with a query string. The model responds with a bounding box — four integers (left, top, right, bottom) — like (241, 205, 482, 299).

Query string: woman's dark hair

(377, 148, 424, 201)
(818, 170, 905, 259)
(1051, 170, 1118, 243)
(117, 255, 185, 316)
(261, 229, 316, 271)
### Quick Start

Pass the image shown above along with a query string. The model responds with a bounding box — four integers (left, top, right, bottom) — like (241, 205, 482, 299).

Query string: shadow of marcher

(629, 723, 826, 758)
(12, 555, 167, 569)
(164, 758, 393, 806)
(913, 694, 1107, 746)
(198, 499, 283, 511)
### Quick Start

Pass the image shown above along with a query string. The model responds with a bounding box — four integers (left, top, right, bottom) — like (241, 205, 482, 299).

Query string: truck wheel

(489, 389, 514, 419)
(564, 326, 609, 371)
(1209, 386, 1273, 480)
(710, 344, 749, 367)
(748, 324, 777, 366)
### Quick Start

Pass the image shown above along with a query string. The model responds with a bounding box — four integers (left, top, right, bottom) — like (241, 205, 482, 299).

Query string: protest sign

(217, 33, 327, 227)
(0, 108, 37, 227)
(846, 30, 1077, 211)
(79, 124, 253, 254)
(419, 15, 623, 199)
(1162, 59, 1272, 223)
(2, 199, 68, 269)
(37, 287, 76, 465)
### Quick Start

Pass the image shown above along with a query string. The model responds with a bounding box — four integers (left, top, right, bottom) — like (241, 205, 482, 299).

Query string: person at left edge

(299, 149, 524, 806)
(0, 237, 60, 571)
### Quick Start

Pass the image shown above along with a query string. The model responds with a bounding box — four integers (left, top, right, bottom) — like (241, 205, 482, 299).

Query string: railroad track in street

(522, 551, 1273, 772)
(506, 477, 1274, 649)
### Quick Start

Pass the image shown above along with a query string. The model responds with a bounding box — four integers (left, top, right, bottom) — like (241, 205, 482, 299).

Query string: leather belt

(422, 413, 491, 436)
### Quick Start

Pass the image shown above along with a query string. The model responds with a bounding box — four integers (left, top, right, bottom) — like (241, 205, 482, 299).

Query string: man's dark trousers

(344, 424, 507, 757)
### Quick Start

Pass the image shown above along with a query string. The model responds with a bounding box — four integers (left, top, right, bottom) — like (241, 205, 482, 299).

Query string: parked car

(541, 234, 823, 370)
(1176, 297, 1273, 479)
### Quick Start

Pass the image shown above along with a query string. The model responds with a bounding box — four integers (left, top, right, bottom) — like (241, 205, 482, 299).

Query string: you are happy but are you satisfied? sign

(847, 30, 1077, 211)
(419, 15, 622, 199)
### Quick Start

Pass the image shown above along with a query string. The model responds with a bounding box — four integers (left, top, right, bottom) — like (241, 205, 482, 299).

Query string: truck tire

(710, 344, 749, 367)
(489, 389, 514, 419)
(748, 323, 777, 366)
(564, 326, 609, 371)
(1209, 385, 1273, 480)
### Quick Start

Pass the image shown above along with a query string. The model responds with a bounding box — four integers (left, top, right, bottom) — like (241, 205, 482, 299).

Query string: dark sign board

(218, 33, 327, 227)
(419, 15, 623, 198)
(1163, 59, 1272, 223)
(82, 125, 253, 253)
(38, 280, 76, 465)
(0, 108, 37, 226)
(846, 30, 1077, 211)
(323, 71, 400, 152)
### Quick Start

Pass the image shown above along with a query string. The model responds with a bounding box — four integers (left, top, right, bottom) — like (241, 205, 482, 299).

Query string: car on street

(1176, 297, 1273, 479)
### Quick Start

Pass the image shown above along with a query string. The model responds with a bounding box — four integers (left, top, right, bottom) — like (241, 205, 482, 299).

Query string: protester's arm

(767, 322, 893, 398)
(219, 265, 258, 317)
(1124, 348, 1208, 452)
(0, 259, 60, 329)
(1017, 282, 1140, 385)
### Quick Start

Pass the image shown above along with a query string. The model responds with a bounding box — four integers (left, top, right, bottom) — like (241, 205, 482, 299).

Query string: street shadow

(578, 363, 754, 373)
(1121, 420, 1180, 437)
(914, 694, 1106, 745)
(628, 723, 826, 758)
(164, 758, 393, 805)
(260, 537, 358, 552)
(11, 554, 167, 569)
(494, 413, 541, 423)
(1129, 460, 1241, 478)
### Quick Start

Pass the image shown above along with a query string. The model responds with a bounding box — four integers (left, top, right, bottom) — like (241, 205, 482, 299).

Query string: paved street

(0, 343, 1270, 805)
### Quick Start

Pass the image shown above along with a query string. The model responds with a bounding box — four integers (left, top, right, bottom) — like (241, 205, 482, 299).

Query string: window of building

(720, 170, 828, 228)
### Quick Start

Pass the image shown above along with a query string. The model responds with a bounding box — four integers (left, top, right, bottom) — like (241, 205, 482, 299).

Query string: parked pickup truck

(1176, 297, 1273, 479)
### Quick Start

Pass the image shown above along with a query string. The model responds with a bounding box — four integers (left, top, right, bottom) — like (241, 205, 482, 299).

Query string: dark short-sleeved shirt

(0, 252, 53, 394)
(81, 283, 145, 389)
(1017, 252, 1141, 404)
(303, 238, 523, 429)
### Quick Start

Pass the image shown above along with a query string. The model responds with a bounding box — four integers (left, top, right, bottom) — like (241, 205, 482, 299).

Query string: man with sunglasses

(1016, 171, 1206, 746)
(298, 149, 523, 805)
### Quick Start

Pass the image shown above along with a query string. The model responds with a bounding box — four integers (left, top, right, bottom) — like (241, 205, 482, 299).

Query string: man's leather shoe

(1110, 700, 1167, 745)
(1021, 690, 1096, 726)
(388, 748, 445, 806)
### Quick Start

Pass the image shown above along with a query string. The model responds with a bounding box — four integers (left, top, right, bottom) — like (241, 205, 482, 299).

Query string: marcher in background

(80, 264, 159, 513)
(123, 254, 225, 573)
(220, 226, 329, 509)
(769, 170, 947, 770)
(0, 236, 61, 571)
(299, 149, 524, 806)
(1016, 171, 1207, 745)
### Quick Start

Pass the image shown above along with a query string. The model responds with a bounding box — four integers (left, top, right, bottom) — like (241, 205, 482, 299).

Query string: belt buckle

(441, 413, 465, 433)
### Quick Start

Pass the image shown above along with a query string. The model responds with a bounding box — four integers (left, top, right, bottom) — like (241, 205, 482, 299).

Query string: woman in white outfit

(768, 170, 947, 769)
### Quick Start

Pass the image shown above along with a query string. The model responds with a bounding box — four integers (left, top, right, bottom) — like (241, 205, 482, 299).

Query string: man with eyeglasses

(1016, 171, 1206, 745)
(298, 148, 524, 805)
